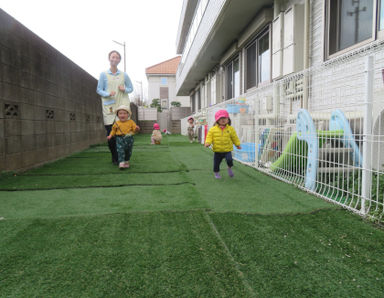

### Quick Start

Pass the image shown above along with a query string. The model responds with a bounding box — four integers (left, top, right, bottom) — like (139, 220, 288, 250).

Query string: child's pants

(213, 152, 233, 172)
(187, 128, 195, 141)
(151, 137, 161, 145)
(116, 135, 134, 163)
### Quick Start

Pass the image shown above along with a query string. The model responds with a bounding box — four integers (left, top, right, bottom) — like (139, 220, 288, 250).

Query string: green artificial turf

(210, 209, 384, 297)
(169, 144, 333, 214)
(0, 212, 250, 297)
(0, 184, 206, 219)
(1, 134, 383, 297)
(0, 172, 190, 190)
(26, 149, 182, 175)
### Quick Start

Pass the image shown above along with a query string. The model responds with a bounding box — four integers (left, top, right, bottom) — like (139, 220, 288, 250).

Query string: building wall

(147, 75, 190, 108)
(180, 0, 384, 118)
(0, 9, 105, 172)
(176, 0, 227, 94)
(310, 0, 324, 67)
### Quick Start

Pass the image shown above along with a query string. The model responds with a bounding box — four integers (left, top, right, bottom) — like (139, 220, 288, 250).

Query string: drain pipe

(303, 0, 310, 109)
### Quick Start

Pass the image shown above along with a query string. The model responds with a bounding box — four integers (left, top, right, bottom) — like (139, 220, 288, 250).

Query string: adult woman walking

(97, 50, 133, 164)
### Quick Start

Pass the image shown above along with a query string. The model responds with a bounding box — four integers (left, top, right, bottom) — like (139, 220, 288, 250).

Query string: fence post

(254, 93, 260, 168)
(361, 55, 374, 215)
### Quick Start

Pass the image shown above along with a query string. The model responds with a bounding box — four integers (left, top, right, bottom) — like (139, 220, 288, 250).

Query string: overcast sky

(1, 0, 184, 100)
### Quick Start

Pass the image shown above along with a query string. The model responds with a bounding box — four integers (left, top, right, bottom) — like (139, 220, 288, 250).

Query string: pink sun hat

(153, 123, 160, 130)
(215, 110, 229, 122)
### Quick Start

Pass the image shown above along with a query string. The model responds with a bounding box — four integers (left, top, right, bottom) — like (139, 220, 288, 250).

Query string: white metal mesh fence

(201, 43, 384, 221)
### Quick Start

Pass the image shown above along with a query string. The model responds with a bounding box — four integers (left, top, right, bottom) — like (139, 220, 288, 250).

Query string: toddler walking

(151, 123, 162, 145)
(205, 110, 241, 179)
(187, 117, 196, 143)
(107, 105, 138, 169)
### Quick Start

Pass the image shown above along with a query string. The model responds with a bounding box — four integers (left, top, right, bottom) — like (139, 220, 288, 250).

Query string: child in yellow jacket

(205, 109, 241, 179)
(107, 105, 139, 169)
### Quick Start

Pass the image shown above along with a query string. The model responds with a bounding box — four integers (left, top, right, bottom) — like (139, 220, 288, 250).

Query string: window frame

(225, 55, 241, 100)
(160, 77, 168, 85)
(257, 29, 272, 86)
(211, 74, 217, 105)
(191, 92, 196, 112)
(377, 0, 384, 38)
(245, 26, 271, 91)
(324, 0, 380, 60)
(245, 41, 257, 90)
(197, 89, 201, 111)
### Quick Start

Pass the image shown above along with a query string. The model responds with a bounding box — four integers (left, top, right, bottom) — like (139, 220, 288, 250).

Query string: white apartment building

(176, 0, 384, 115)
(175, 0, 384, 218)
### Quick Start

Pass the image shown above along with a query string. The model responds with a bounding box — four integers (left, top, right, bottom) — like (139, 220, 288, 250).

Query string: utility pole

(135, 80, 144, 105)
(112, 40, 126, 72)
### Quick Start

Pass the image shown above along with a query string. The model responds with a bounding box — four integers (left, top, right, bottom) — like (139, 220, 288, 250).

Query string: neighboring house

(146, 56, 190, 109)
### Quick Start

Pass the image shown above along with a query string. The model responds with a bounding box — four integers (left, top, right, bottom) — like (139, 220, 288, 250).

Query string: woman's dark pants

(105, 125, 118, 164)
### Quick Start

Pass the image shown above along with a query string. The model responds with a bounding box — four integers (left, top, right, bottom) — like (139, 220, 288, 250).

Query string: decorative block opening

(46, 110, 54, 119)
(4, 104, 19, 118)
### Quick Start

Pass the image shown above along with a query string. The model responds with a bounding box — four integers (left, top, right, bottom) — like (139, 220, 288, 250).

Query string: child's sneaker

(119, 162, 125, 170)
(228, 167, 234, 177)
(124, 161, 130, 168)
(214, 172, 221, 179)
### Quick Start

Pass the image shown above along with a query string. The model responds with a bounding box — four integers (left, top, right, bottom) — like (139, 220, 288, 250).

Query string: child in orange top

(107, 105, 138, 169)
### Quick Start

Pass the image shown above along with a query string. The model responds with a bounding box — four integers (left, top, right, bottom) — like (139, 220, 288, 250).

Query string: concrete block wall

(137, 120, 157, 134)
(130, 103, 138, 123)
(170, 121, 181, 134)
(0, 9, 105, 172)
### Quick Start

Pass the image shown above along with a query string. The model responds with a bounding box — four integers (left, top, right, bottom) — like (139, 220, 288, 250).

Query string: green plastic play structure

(268, 109, 362, 191)
(269, 132, 306, 172)
(270, 130, 344, 172)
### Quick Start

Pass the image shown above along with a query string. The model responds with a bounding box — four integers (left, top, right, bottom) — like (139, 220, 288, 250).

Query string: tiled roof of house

(145, 56, 181, 75)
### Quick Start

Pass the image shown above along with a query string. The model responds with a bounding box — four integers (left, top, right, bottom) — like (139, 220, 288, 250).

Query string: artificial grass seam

(19, 170, 186, 176)
(202, 210, 257, 297)
(0, 209, 212, 221)
(0, 182, 196, 192)
(204, 206, 344, 217)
